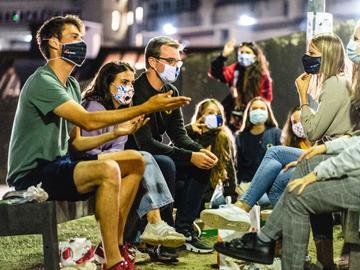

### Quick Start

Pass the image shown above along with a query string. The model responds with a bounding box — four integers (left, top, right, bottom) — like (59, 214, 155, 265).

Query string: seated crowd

(5, 14, 360, 270)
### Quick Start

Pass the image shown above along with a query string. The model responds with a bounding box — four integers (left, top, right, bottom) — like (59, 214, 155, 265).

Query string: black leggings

(310, 213, 333, 240)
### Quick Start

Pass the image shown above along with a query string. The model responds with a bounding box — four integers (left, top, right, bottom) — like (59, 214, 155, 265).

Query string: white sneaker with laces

(200, 203, 251, 231)
(140, 220, 186, 248)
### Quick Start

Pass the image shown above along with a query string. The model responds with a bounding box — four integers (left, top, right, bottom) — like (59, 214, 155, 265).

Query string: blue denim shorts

(14, 155, 96, 201)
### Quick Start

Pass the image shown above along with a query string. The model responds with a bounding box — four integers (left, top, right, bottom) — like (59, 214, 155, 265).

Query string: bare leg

(235, 201, 251, 212)
(147, 209, 162, 224)
(99, 150, 145, 245)
(73, 159, 122, 268)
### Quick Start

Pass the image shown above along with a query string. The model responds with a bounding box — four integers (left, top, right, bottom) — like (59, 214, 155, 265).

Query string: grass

(0, 216, 345, 270)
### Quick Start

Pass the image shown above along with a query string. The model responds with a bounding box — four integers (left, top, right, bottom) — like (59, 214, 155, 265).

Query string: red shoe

(94, 243, 136, 267)
(94, 243, 106, 264)
(105, 260, 132, 270)
(120, 244, 136, 265)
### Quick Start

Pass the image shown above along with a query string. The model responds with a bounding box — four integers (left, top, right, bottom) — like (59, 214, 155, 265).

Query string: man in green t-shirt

(6, 15, 190, 270)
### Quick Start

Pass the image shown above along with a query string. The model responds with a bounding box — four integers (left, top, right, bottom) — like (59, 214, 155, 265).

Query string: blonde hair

(310, 33, 346, 96)
(192, 99, 236, 187)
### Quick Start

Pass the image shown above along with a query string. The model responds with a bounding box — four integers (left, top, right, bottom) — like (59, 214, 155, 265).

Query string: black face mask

(61, 40, 87, 67)
(302, 54, 321, 74)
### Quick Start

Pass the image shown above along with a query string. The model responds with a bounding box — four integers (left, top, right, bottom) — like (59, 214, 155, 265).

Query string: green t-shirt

(6, 64, 81, 186)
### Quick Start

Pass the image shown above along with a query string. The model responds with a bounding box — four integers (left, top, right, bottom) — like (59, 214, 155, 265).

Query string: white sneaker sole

(140, 235, 186, 248)
(184, 243, 213, 254)
(201, 212, 251, 231)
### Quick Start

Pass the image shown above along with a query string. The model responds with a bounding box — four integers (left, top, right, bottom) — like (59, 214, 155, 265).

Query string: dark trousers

(174, 163, 211, 232)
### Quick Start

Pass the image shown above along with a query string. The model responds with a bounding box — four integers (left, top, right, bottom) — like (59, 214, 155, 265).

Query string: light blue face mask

(249, 109, 268, 125)
(346, 39, 360, 64)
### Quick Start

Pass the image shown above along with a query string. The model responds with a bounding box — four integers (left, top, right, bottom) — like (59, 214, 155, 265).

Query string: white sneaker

(140, 220, 186, 248)
(200, 203, 251, 231)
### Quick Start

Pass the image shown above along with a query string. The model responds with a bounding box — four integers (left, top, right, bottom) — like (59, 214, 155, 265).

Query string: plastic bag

(209, 180, 226, 209)
(59, 238, 95, 267)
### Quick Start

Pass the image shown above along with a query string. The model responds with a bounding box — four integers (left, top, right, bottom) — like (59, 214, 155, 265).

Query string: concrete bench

(343, 210, 360, 270)
(0, 198, 95, 270)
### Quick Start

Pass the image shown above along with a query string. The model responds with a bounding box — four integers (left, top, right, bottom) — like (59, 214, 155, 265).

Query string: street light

(111, 10, 121, 31)
(162, 23, 177, 35)
(238, 15, 256, 26)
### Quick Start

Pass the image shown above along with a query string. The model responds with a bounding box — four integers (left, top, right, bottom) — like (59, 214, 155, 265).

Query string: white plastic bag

(59, 238, 95, 267)
(249, 205, 261, 232)
(209, 180, 226, 209)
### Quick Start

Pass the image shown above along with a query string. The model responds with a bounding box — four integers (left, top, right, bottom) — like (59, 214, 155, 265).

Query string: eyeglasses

(157, 57, 183, 68)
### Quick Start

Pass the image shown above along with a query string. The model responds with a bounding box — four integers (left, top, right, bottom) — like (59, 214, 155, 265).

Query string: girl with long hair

(236, 96, 281, 184)
(281, 106, 312, 149)
(186, 98, 237, 202)
(209, 40, 272, 132)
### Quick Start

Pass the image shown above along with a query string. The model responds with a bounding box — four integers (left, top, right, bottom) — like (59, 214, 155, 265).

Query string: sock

(258, 231, 272, 243)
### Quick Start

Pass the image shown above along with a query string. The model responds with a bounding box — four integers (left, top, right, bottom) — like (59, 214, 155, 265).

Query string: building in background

(1, 0, 359, 50)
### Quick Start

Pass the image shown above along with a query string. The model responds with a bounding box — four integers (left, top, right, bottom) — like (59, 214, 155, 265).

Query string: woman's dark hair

(82, 61, 134, 110)
(236, 42, 270, 105)
(281, 106, 303, 147)
(240, 96, 278, 132)
(36, 15, 84, 59)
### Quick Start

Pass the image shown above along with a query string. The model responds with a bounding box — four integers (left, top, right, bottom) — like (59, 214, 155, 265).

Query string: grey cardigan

(314, 134, 360, 180)
(301, 75, 352, 142)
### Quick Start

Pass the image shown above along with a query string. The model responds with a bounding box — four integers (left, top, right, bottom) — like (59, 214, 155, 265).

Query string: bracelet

(301, 103, 310, 109)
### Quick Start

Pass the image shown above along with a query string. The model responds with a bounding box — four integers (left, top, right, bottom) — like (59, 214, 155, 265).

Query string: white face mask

(292, 122, 306, 138)
(156, 62, 181, 84)
(204, 114, 223, 129)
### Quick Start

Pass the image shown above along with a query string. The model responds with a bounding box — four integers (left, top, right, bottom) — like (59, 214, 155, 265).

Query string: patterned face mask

(292, 122, 306, 138)
(238, 53, 256, 67)
(112, 84, 135, 105)
(156, 62, 181, 84)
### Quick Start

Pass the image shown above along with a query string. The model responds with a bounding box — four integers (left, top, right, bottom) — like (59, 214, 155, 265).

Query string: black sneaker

(146, 244, 179, 263)
(182, 229, 214, 253)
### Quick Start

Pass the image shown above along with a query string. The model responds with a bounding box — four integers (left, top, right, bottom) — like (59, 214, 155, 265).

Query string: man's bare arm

(53, 90, 190, 131)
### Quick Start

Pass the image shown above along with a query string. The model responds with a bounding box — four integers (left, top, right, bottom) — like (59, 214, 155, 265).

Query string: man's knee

(99, 160, 121, 187)
(154, 155, 176, 172)
(125, 150, 145, 170)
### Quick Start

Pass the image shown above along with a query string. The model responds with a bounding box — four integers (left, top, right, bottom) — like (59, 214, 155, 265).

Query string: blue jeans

(124, 153, 175, 244)
(136, 151, 174, 218)
(154, 155, 176, 227)
(241, 146, 303, 207)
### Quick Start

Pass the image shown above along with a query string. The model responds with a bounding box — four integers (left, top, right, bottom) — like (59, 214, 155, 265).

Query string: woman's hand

(298, 144, 327, 162)
(288, 172, 317, 195)
(113, 115, 149, 137)
(191, 123, 207, 135)
(284, 161, 298, 172)
(223, 39, 236, 57)
(295, 72, 312, 98)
